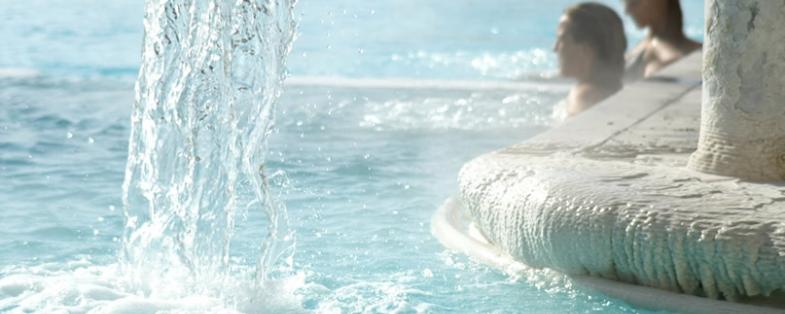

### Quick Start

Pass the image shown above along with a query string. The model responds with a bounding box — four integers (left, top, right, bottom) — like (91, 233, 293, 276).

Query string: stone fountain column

(688, 0, 785, 181)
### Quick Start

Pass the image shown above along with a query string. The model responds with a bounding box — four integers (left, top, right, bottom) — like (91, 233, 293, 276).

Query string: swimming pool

(0, 0, 705, 312)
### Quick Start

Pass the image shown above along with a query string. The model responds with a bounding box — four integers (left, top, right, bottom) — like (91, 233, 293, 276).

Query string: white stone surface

(689, 0, 785, 181)
(461, 152, 785, 301)
(432, 199, 785, 313)
(457, 53, 785, 302)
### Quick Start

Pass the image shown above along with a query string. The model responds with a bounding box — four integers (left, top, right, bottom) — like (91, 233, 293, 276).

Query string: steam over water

(122, 0, 297, 297)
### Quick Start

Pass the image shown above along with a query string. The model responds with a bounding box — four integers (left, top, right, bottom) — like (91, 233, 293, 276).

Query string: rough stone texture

(459, 53, 785, 301)
(689, 0, 785, 181)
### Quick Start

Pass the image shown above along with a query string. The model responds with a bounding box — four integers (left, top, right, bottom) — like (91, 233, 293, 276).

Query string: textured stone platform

(457, 53, 785, 303)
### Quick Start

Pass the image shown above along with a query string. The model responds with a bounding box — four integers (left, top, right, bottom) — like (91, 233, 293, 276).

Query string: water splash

(121, 0, 297, 299)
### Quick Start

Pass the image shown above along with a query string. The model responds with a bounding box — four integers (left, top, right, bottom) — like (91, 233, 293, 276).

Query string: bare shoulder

(656, 38, 701, 62)
(644, 38, 701, 76)
(567, 84, 612, 116)
(626, 39, 650, 61)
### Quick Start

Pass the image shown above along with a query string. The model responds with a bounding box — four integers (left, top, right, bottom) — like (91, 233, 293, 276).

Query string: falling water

(121, 0, 297, 299)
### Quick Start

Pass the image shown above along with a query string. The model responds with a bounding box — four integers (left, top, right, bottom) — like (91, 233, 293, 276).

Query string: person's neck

(568, 79, 620, 115)
(648, 21, 687, 43)
(577, 70, 622, 92)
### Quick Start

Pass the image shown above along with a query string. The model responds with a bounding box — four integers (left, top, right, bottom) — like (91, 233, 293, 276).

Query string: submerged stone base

(433, 199, 785, 314)
(457, 53, 785, 302)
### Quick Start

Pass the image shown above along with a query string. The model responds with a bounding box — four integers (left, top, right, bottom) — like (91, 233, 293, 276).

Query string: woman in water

(623, 0, 701, 80)
(554, 3, 627, 117)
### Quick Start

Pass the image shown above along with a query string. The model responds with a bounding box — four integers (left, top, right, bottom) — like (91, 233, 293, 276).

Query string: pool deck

(444, 52, 785, 312)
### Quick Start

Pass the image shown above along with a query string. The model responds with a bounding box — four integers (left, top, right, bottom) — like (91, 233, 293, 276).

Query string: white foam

(356, 91, 559, 131)
(310, 277, 430, 314)
(0, 68, 39, 79)
(0, 261, 306, 314)
(285, 76, 570, 93)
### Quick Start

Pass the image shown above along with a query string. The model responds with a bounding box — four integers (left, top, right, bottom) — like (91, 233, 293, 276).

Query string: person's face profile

(554, 16, 571, 76)
(554, 15, 592, 79)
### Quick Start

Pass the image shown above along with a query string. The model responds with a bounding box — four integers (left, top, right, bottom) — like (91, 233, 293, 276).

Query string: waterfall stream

(121, 0, 297, 298)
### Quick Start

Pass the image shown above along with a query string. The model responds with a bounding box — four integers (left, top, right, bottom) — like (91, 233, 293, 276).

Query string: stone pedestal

(446, 53, 785, 303)
(689, 0, 785, 181)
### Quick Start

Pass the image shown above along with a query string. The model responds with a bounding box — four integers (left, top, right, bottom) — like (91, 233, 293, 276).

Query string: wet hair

(563, 3, 627, 87)
(664, 0, 685, 36)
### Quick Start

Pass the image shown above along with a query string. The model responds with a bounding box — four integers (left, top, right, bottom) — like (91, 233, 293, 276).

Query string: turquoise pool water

(0, 1, 705, 312)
